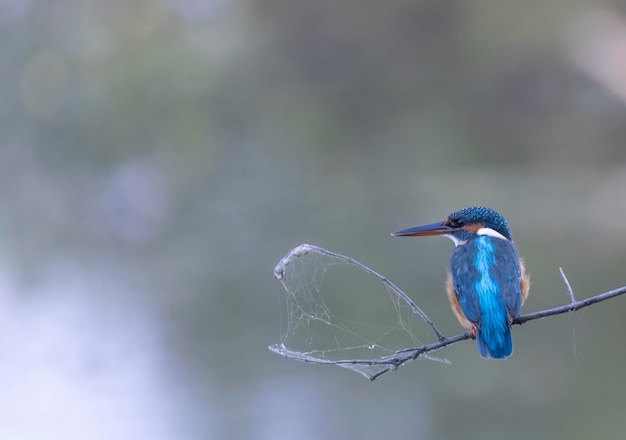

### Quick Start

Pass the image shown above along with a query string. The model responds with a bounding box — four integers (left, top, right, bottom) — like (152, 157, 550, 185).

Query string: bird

(392, 206, 529, 359)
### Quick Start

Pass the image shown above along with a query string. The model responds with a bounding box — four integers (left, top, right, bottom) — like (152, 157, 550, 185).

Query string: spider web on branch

(269, 244, 449, 380)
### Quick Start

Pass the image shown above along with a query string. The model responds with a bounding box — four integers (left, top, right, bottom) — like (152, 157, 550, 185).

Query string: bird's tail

(477, 327, 513, 359)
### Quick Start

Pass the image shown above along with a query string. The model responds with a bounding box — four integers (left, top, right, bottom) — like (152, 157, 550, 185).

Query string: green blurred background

(3, 0, 626, 438)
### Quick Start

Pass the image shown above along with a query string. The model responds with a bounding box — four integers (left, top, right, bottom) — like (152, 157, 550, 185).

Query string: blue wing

(449, 241, 482, 324)
(490, 238, 523, 321)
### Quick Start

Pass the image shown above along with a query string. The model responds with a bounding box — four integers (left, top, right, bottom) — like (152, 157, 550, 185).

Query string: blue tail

(477, 327, 513, 359)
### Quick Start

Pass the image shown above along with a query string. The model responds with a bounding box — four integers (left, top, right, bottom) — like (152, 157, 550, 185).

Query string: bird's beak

(391, 221, 456, 237)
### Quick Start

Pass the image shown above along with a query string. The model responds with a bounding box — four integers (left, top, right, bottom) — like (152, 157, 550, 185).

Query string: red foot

(470, 326, 477, 339)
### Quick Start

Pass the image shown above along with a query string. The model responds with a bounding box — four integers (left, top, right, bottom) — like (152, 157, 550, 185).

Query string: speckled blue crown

(448, 206, 512, 240)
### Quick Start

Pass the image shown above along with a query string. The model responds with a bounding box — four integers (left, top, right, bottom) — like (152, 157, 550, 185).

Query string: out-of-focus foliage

(2, 0, 626, 439)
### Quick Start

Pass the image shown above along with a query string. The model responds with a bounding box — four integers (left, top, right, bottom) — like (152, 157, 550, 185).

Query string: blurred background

(2, 0, 626, 438)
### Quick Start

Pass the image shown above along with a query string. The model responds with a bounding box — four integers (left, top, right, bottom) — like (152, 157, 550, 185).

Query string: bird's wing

(450, 242, 482, 324)
(491, 238, 523, 321)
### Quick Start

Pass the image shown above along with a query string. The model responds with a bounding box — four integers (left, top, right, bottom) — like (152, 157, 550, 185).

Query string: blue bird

(392, 206, 529, 359)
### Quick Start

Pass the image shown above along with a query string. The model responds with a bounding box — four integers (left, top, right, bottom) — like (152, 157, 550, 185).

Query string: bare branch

(275, 244, 445, 340)
(514, 284, 626, 324)
(270, 244, 626, 381)
(559, 267, 576, 302)
(362, 284, 626, 380)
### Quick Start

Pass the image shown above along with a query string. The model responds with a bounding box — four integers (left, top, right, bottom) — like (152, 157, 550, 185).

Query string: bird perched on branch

(392, 206, 529, 359)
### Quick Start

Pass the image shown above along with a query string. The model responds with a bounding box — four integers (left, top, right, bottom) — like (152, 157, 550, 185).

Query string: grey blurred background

(2, 0, 626, 439)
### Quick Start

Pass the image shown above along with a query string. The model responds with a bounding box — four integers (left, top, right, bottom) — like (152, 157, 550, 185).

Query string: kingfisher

(392, 206, 529, 359)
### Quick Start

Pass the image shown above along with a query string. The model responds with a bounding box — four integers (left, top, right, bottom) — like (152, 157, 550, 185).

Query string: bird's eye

(455, 219, 465, 227)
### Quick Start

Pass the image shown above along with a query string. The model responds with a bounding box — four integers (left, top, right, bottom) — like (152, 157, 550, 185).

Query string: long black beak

(391, 221, 456, 237)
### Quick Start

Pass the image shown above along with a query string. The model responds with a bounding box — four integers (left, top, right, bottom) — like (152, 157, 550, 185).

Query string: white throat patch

(444, 234, 466, 247)
(445, 228, 508, 247)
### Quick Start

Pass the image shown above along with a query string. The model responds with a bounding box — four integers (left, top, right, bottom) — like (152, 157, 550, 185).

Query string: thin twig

(514, 284, 626, 324)
(271, 244, 626, 381)
(275, 244, 445, 340)
(559, 267, 576, 303)
(356, 284, 626, 381)
(362, 284, 626, 380)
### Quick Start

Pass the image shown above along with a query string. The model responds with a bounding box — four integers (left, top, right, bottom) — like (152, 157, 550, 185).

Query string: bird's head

(392, 206, 512, 246)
